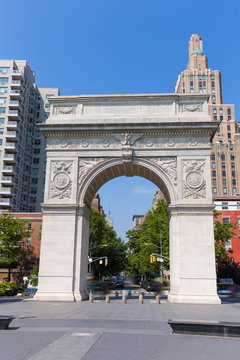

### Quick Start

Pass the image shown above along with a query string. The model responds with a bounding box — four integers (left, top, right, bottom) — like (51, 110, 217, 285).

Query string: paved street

(0, 295, 240, 359)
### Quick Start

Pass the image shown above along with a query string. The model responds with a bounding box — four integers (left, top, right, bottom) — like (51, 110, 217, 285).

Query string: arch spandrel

(77, 157, 177, 208)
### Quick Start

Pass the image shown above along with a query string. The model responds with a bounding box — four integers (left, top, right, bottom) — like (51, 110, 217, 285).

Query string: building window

(223, 187, 227, 194)
(0, 118, 4, 124)
(34, 148, 40, 154)
(211, 89, 215, 94)
(198, 75, 202, 79)
(182, 75, 185, 80)
(214, 116, 217, 120)
(222, 203, 228, 210)
(46, 94, 54, 98)
(221, 154, 225, 161)
(0, 78, 8, 84)
(237, 203, 240, 210)
(0, 67, 10, 74)
(203, 88, 206, 93)
(212, 171, 216, 177)
(203, 81, 206, 87)
(232, 171, 235, 177)
(224, 238, 232, 251)
(45, 103, 50, 108)
(231, 163, 235, 169)
(223, 216, 229, 223)
(211, 82, 215, 87)
(212, 163, 216, 169)
(211, 75, 215, 80)
(220, 116, 223, 121)
(202, 75, 206, 79)
(232, 179, 236, 185)
(213, 108, 217, 114)
(228, 116, 231, 120)
(199, 81, 202, 87)
(0, 87, 8, 94)
(222, 163, 225, 169)
(33, 158, 40, 164)
(190, 81, 193, 87)
(27, 223, 32, 231)
(211, 154, 215, 160)
(0, 107, 6, 114)
(199, 89, 203, 93)
(223, 179, 226, 185)
(32, 168, 39, 175)
(222, 171, 226, 177)
(190, 89, 194, 93)
(32, 178, 38, 184)
(190, 75, 193, 79)
(231, 155, 234, 161)
(212, 179, 216, 185)
(30, 187, 37, 194)
(212, 95, 216, 101)
(213, 187, 217, 193)
(228, 133, 231, 139)
(219, 108, 223, 114)
(227, 108, 231, 115)
(0, 98, 7, 104)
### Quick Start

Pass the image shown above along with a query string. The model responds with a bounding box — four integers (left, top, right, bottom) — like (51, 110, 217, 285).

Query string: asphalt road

(0, 295, 240, 359)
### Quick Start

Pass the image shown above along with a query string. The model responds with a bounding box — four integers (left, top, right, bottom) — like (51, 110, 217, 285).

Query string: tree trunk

(8, 267, 11, 282)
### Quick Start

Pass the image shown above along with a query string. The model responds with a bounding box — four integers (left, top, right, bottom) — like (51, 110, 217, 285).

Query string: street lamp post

(88, 244, 107, 273)
(159, 221, 163, 281)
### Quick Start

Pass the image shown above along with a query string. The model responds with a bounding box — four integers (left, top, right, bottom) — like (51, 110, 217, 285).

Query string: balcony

(0, 187, 14, 197)
(6, 131, 19, 142)
(3, 154, 17, 164)
(4, 142, 18, 153)
(10, 80, 24, 90)
(11, 70, 24, 81)
(0, 198, 13, 208)
(9, 90, 23, 101)
(6, 121, 19, 131)
(2, 166, 16, 175)
(8, 100, 23, 111)
(1, 176, 14, 186)
(7, 110, 22, 121)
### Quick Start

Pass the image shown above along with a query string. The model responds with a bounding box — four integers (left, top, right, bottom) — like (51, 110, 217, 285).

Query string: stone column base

(73, 291, 89, 301)
(168, 293, 221, 305)
(33, 292, 75, 302)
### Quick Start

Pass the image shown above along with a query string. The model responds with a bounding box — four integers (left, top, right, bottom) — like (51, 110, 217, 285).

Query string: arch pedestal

(34, 93, 221, 304)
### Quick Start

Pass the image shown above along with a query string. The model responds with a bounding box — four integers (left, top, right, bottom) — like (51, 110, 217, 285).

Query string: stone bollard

(128, 291, 132, 299)
(105, 294, 110, 303)
(122, 292, 127, 303)
(89, 293, 93, 303)
(139, 293, 144, 304)
(155, 294, 160, 304)
(115, 291, 119, 299)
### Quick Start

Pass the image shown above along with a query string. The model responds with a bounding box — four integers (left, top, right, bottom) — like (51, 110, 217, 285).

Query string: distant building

(132, 215, 145, 230)
(0, 59, 60, 212)
(214, 197, 240, 264)
(0, 212, 42, 282)
(107, 210, 113, 228)
(91, 193, 102, 212)
(175, 34, 240, 197)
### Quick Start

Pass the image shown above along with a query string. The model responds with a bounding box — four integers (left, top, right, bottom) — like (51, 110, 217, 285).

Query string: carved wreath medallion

(183, 160, 206, 199)
(50, 161, 73, 199)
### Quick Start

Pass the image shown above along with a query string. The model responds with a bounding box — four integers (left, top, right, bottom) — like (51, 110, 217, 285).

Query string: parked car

(217, 278, 234, 296)
(116, 279, 124, 289)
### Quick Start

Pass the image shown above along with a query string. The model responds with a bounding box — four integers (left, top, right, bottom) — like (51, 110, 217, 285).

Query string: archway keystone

(34, 93, 220, 304)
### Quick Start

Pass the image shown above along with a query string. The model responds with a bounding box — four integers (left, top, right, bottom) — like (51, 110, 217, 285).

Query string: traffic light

(105, 257, 108, 266)
(150, 255, 156, 263)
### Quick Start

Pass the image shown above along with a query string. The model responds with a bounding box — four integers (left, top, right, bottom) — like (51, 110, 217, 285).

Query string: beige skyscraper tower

(175, 34, 240, 197)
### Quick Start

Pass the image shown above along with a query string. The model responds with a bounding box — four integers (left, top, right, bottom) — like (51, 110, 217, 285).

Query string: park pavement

(0, 295, 240, 360)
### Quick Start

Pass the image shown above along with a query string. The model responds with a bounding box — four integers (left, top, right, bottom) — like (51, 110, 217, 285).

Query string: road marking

(71, 332, 92, 336)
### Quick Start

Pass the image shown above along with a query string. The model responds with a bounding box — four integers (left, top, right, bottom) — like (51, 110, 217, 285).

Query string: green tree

(126, 199, 169, 280)
(89, 209, 127, 277)
(214, 210, 236, 263)
(0, 212, 32, 282)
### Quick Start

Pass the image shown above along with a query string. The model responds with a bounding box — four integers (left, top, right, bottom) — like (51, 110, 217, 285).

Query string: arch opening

(78, 158, 176, 209)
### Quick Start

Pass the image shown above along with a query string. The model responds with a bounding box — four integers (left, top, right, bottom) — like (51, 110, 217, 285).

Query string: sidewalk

(0, 296, 240, 359)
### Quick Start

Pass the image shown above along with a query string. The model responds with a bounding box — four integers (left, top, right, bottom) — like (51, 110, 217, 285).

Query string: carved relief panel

(49, 161, 73, 199)
(182, 160, 206, 199)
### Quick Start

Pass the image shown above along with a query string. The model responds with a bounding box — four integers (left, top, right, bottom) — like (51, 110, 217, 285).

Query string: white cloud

(133, 186, 156, 195)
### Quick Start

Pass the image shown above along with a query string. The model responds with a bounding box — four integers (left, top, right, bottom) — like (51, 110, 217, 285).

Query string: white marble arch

(34, 93, 221, 304)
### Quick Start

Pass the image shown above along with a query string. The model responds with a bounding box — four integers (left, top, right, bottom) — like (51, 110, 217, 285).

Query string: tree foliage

(126, 199, 169, 279)
(89, 209, 127, 277)
(214, 210, 236, 263)
(0, 212, 33, 282)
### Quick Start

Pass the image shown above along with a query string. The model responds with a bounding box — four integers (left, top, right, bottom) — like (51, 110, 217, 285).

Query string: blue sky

(3, 0, 240, 240)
